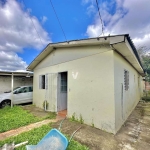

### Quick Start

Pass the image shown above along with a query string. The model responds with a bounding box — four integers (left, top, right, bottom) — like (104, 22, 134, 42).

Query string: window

(61, 72, 67, 92)
(29, 86, 33, 92)
(39, 75, 45, 89)
(15, 87, 29, 94)
(124, 70, 129, 90)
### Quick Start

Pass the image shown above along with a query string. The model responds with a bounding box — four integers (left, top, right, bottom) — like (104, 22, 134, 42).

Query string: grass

(0, 124, 89, 150)
(41, 112, 56, 120)
(142, 90, 150, 101)
(0, 106, 41, 133)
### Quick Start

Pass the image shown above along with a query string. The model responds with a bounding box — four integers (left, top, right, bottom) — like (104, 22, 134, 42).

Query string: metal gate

(45, 73, 58, 112)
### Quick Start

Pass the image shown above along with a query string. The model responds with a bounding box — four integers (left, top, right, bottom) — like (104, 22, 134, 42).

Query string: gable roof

(27, 34, 144, 76)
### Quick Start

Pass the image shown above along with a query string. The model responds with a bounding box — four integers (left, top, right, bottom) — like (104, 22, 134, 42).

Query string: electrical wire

(96, 0, 104, 36)
(22, 0, 44, 46)
(49, 0, 68, 42)
(30, 18, 44, 46)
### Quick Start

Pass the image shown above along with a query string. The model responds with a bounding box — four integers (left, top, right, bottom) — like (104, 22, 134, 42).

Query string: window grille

(124, 70, 129, 90)
(61, 72, 67, 92)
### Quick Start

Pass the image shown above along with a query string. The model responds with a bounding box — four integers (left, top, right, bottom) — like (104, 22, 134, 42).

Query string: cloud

(82, 0, 95, 4)
(41, 16, 48, 24)
(0, 0, 51, 71)
(86, 0, 150, 51)
(87, 4, 96, 16)
(0, 51, 27, 71)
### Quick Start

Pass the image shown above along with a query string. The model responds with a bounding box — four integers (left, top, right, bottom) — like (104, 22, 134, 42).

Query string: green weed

(79, 114, 84, 124)
(0, 106, 40, 133)
(0, 124, 89, 150)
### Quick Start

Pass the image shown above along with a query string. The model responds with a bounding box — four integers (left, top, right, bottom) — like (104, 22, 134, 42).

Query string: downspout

(121, 83, 124, 120)
(44, 101, 52, 112)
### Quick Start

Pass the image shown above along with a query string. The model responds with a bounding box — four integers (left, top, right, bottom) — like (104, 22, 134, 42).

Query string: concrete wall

(33, 45, 116, 133)
(114, 51, 143, 133)
(0, 76, 33, 94)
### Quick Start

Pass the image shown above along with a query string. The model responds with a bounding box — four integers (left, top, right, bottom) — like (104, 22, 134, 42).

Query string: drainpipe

(11, 73, 14, 108)
(121, 83, 124, 120)
(44, 100, 52, 112)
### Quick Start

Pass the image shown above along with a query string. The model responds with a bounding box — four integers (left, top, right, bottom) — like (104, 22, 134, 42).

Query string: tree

(137, 46, 150, 82)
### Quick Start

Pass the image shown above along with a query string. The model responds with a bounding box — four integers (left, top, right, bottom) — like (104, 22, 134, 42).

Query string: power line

(96, 0, 104, 36)
(49, 0, 68, 42)
(22, 0, 44, 46)
(30, 17, 44, 46)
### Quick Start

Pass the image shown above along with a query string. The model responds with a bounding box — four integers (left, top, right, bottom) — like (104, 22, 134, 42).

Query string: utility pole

(11, 73, 14, 108)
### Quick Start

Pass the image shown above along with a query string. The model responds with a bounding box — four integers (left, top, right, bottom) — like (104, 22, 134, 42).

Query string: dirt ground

(51, 102, 150, 150)
(22, 102, 150, 150)
(21, 105, 51, 118)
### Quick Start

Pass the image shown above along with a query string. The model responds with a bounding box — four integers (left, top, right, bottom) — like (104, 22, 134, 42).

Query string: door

(57, 72, 67, 111)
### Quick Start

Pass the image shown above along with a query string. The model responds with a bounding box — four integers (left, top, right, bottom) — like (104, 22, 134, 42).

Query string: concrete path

(0, 119, 60, 141)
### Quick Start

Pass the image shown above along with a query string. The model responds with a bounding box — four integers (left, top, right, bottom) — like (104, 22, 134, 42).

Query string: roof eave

(27, 34, 144, 76)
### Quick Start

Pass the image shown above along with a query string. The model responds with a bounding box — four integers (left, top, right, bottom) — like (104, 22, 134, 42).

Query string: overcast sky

(0, 0, 150, 71)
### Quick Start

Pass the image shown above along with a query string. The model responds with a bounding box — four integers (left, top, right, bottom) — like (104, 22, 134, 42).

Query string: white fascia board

(112, 40, 144, 75)
(125, 37, 143, 72)
(52, 38, 110, 48)
(110, 35, 125, 44)
(27, 46, 53, 71)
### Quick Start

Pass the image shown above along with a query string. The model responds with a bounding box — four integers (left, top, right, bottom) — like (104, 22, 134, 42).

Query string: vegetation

(79, 114, 84, 124)
(137, 46, 150, 82)
(70, 113, 85, 124)
(70, 112, 76, 121)
(142, 90, 150, 101)
(0, 106, 41, 133)
(43, 111, 56, 119)
(0, 124, 89, 150)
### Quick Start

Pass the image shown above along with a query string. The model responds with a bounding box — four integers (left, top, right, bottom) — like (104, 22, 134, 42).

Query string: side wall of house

(114, 51, 143, 133)
(0, 76, 33, 94)
(33, 45, 116, 133)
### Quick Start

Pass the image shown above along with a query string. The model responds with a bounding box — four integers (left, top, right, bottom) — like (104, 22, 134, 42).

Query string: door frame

(57, 71, 68, 112)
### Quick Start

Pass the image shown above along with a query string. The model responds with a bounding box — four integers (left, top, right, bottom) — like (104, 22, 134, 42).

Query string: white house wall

(35, 45, 109, 70)
(114, 51, 143, 132)
(0, 76, 33, 94)
(33, 45, 116, 133)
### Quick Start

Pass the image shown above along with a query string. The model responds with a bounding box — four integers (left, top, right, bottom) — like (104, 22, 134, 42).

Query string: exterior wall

(33, 45, 116, 133)
(114, 51, 143, 133)
(35, 46, 109, 70)
(0, 76, 33, 94)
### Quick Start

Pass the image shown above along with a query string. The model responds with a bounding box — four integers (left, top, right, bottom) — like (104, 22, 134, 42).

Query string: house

(145, 81, 150, 91)
(0, 71, 33, 94)
(27, 34, 144, 134)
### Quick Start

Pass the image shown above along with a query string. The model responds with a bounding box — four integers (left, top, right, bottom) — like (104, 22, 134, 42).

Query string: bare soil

(52, 102, 150, 150)
(21, 105, 50, 118)
(21, 102, 150, 150)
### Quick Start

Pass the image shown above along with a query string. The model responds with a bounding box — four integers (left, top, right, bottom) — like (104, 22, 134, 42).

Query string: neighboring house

(27, 34, 144, 134)
(145, 81, 150, 91)
(0, 71, 33, 94)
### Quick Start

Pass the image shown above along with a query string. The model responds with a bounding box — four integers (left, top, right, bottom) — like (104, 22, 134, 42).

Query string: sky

(0, 0, 150, 71)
